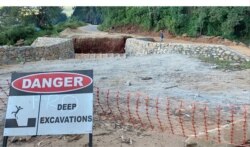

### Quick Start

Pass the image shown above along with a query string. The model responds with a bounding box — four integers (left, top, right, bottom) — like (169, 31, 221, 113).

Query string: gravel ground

(0, 53, 250, 147)
(1, 53, 249, 106)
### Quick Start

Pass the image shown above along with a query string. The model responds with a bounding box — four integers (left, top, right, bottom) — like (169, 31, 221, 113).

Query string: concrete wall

(125, 38, 250, 62)
(0, 37, 74, 65)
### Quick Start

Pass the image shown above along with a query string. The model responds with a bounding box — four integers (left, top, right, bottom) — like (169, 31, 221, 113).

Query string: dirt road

(62, 24, 250, 58)
(101, 24, 250, 57)
(79, 24, 100, 32)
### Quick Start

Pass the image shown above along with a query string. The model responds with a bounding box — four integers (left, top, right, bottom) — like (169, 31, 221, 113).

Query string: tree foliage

(0, 7, 67, 28)
(1, 7, 249, 45)
(72, 7, 103, 24)
(0, 7, 85, 45)
(99, 7, 250, 41)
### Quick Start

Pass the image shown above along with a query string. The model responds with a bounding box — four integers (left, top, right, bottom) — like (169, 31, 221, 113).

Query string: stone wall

(0, 37, 74, 65)
(125, 38, 250, 62)
(1, 36, 249, 65)
(75, 53, 126, 59)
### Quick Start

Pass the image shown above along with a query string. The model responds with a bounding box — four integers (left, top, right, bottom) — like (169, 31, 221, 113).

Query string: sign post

(3, 136, 8, 147)
(3, 70, 93, 146)
(89, 133, 93, 147)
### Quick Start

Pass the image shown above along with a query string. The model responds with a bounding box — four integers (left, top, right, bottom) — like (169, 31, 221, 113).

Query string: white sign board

(4, 70, 93, 136)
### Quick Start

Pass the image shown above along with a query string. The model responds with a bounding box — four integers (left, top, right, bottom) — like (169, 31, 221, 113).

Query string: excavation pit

(73, 36, 128, 54)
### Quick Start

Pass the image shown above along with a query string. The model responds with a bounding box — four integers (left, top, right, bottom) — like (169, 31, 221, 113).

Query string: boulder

(15, 39, 24, 46)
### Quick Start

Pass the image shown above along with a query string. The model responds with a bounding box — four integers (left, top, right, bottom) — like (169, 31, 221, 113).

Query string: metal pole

(88, 133, 92, 147)
(2, 136, 8, 147)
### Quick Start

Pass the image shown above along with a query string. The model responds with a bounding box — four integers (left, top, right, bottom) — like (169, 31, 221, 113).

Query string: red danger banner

(12, 72, 92, 94)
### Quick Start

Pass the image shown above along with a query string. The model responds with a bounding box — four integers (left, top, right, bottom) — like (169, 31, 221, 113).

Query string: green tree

(99, 7, 250, 43)
(0, 7, 67, 28)
(72, 7, 103, 24)
(0, 7, 23, 26)
(0, 7, 70, 45)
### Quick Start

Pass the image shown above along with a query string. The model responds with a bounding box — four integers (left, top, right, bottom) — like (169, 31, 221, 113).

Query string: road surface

(79, 24, 100, 32)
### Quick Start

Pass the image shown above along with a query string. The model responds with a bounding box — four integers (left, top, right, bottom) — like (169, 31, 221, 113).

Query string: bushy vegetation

(198, 56, 250, 70)
(98, 7, 250, 44)
(0, 25, 37, 45)
(1, 7, 250, 45)
(72, 7, 103, 25)
(0, 19, 86, 45)
(55, 18, 86, 31)
(0, 7, 86, 45)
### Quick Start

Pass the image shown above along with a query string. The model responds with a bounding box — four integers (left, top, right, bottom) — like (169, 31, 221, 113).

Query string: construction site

(0, 25, 250, 147)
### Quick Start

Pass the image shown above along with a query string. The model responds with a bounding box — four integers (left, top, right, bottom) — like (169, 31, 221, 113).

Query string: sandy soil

(6, 121, 186, 147)
(228, 45, 250, 57)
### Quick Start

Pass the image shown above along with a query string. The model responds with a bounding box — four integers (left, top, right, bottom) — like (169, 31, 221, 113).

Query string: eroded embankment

(73, 37, 127, 54)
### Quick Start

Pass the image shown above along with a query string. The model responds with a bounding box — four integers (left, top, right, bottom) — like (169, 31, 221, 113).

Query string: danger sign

(4, 70, 93, 136)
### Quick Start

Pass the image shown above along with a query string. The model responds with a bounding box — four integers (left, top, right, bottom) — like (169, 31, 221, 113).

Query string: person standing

(160, 30, 164, 42)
